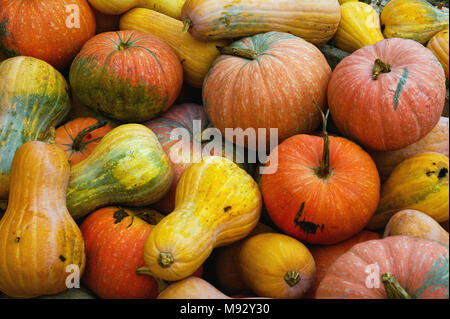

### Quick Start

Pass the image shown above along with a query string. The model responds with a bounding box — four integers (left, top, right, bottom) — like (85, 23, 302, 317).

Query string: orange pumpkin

(328, 38, 446, 151)
(0, 0, 96, 70)
(203, 31, 331, 150)
(55, 117, 113, 165)
(260, 109, 380, 244)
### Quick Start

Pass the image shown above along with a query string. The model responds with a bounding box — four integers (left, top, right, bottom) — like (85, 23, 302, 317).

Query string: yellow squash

(88, 0, 186, 18)
(333, 2, 384, 52)
(143, 156, 262, 281)
(427, 28, 449, 79)
(381, 0, 449, 44)
(367, 152, 449, 230)
(0, 141, 85, 298)
(120, 8, 227, 88)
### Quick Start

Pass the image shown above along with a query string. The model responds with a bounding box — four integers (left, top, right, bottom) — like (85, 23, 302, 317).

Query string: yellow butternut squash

(88, 0, 186, 19)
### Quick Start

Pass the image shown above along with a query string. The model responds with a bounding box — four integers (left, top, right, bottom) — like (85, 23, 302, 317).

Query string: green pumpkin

(66, 124, 174, 220)
(0, 56, 70, 199)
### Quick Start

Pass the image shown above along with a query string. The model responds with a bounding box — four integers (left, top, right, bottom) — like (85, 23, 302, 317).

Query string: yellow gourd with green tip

(88, 0, 186, 18)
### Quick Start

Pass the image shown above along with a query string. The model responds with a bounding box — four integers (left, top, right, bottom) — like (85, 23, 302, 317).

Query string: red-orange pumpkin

(69, 30, 183, 122)
(203, 31, 331, 150)
(316, 236, 449, 299)
(260, 112, 380, 245)
(0, 0, 96, 70)
(328, 38, 446, 151)
(306, 230, 380, 298)
(55, 117, 113, 165)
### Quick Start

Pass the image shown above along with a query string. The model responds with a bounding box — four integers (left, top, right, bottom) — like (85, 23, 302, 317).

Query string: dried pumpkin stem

(313, 101, 331, 179)
(183, 18, 193, 33)
(44, 126, 56, 144)
(372, 59, 391, 80)
(158, 252, 174, 268)
(136, 266, 170, 293)
(284, 270, 301, 287)
(382, 273, 413, 299)
(217, 46, 259, 60)
(72, 121, 107, 151)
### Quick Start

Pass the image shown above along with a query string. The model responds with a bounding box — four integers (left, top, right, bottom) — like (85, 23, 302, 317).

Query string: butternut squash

(88, 0, 186, 18)
(0, 141, 85, 298)
(143, 156, 262, 281)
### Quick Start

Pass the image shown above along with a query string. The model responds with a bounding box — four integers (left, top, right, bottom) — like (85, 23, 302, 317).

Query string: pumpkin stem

(217, 46, 259, 60)
(158, 252, 174, 268)
(313, 101, 331, 179)
(136, 267, 170, 293)
(372, 59, 391, 80)
(72, 121, 107, 151)
(0, 200, 7, 211)
(183, 18, 192, 33)
(382, 273, 413, 299)
(44, 126, 56, 144)
(284, 270, 301, 287)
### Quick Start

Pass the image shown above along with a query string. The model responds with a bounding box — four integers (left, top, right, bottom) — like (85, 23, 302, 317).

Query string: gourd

(203, 31, 332, 150)
(182, 0, 341, 45)
(333, 2, 384, 53)
(69, 30, 183, 122)
(369, 117, 449, 182)
(383, 209, 449, 246)
(367, 152, 449, 230)
(328, 38, 446, 151)
(120, 8, 228, 88)
(316, 236, 449, 299)
(238, 233, 316, 299)
(66, 124, 174, 220)
(0, 0, 96, 69)
(55, 117, 113, 165)
(143, 156, 262, 281)
(427, 28, 449, 79)
(381, 0, 449, 44)
(88, 0, 186, 19)
(0, 56, 71, 199)
(0, 141, 85, 299)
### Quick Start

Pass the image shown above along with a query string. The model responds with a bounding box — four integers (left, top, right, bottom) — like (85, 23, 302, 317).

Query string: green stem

(183, 18, 192, 33)
(372, 59, 391, 80)
(158, 252, 174, 268)
(313, 101, 331, 179)
(284, 270, 301, 287)
(216, 46, 259, 60)
(382, 273, 413, 299)
(72, 121, 107, 151)
(136, 267, 170, 293)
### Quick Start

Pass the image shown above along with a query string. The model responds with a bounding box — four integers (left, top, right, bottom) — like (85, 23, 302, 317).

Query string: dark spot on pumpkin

(59, 255, 66, 262)
(113, 209, 129, 224)
(426, 170, 436, 177)
(15, 237, 20, 243)
(224, 206, 232, 212)
(293, 202, 324, 235)
(85, 133, 92, 140)
(438, 168, 448, 179)
(433, 162, 437, 165)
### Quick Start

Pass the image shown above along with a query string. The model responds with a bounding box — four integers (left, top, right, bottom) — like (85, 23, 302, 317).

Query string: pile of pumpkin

(0, 0, 449, 300)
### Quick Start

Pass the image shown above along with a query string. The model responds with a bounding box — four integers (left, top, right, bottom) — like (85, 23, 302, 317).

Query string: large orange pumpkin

(328, 38, 446, 151)
(203, 31, 331, 150)
(260, 111, 380, 245)
(316, 236, 449, 299)
(0, 0, 96, 70)
(69, 30, 183, 122)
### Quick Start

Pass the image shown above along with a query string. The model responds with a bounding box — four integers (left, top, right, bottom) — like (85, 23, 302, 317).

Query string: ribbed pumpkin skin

(0, 56, 70, 200)
(203, 32, 331, 150)
(120, 8, 227, 88)
(381, 0, 449, 44)
(144, 156, 262, 281)
(80, 206, 164, 299)
(333, 2, 384, 53)
(328, 38, 446, 151)
(261, 134, 380, 245)
(316, 236, 449, 299)
(428, 28, 449, 79)
(89, 0, 186, 18)
(182, 0, 341, 45)
(69, 30, 183, 122)
(0, 141, 85, 299)
(66, 124, 174, 220)
(307, 230, 380, 298)
(0, 0, 95, 69)
(55, 117, 113, 165)
(367, 152, 449, 230)
(369, 117, 449, 182)
(384, 210, 449, 246)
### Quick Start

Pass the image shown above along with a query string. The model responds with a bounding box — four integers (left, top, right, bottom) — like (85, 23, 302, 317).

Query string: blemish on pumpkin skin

(15, 237, 20, 243)
(224, 206, 232, 212)
(293, 202, 325, 235)
(59, 255, 66, 262)
(113, 208, 129, 224)
(438, 168, 448, 179)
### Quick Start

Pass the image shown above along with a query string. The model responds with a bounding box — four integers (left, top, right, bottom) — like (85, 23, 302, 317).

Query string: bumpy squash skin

(367, 152, 449, 230)
(427, 28, 449, 79)
(381, 0, 449, 44)
(0, 141, 85, 299)
(66, 124, 174, 220)
(0, 56, 70, 199)
(182, 0, 341, 45)
(120, 8, 228, 88)
(144, 156, 262, 281)
(89, 0, 186, 18)
(333, 2, 384, 53)
(384, 209, 449, 246)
